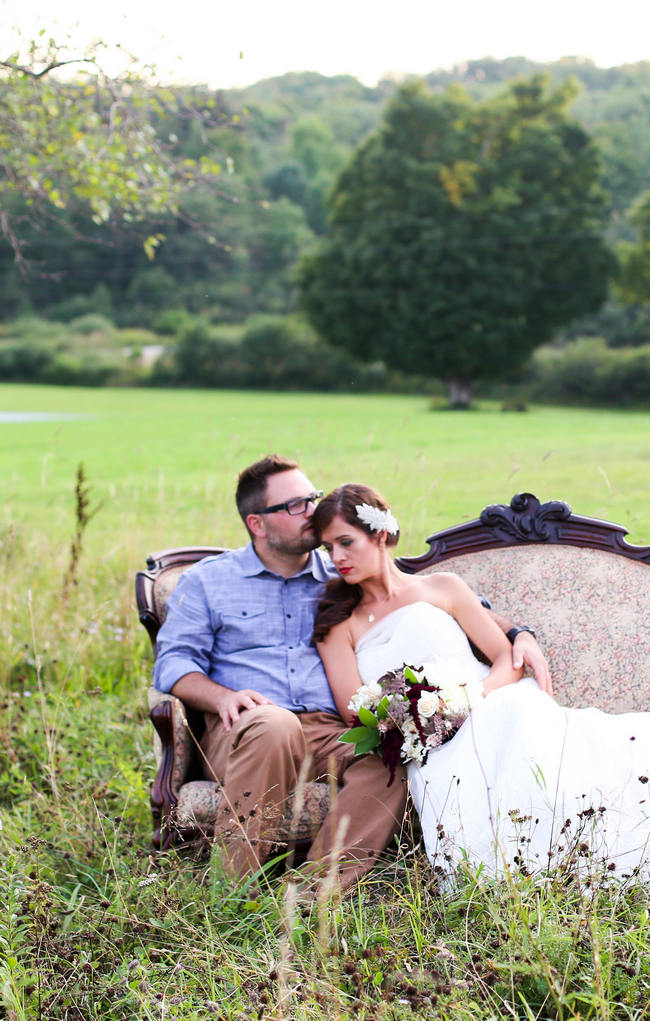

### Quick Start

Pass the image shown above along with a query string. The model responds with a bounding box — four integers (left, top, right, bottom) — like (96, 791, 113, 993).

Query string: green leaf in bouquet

(358, 706, 378, 727)
(376, 695, 391, 720)
(339, 726, 370, 744)
(352, 729, 381, 755)
(403, 666, 420, 685)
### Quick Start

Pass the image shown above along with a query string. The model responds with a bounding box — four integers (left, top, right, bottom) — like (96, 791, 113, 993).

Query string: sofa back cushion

(421, 544, 649, 713)
(153, 565, 191, 627)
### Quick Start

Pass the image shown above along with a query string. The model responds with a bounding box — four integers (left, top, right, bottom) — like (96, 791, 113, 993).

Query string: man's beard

(267, 524, 318, 556)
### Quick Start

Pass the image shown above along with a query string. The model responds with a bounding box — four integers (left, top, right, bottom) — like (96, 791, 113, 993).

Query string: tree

(615, 191, 650, 305)
(298, 76, 615, 406)
(0, 34, 221, 269)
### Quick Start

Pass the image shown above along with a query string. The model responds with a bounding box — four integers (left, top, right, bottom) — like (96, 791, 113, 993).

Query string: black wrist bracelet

(506, 625, 536, 644)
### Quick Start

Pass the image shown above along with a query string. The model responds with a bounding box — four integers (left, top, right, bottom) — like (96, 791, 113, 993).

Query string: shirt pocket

(218, 603, 268, 653)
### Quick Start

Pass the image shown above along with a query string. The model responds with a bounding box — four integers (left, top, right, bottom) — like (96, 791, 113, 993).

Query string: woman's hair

(312, 483, 399, 642)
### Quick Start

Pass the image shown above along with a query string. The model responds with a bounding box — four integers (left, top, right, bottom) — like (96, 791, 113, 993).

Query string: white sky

(2, 0, 650, 89)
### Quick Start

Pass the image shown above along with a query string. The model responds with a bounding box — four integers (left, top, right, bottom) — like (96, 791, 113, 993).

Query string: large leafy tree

(298, 76, 615, 405)
(615, 191, 650, 305)
(0, 35, 221, 269)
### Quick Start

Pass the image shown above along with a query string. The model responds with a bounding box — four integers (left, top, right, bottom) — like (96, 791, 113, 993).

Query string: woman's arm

(316, 623, 365, 725)
(487, 608, 553, 695)
(430, 573, 524, 696)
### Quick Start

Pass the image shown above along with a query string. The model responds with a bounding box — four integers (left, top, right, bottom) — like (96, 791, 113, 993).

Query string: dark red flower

(380, 728, 405, 786)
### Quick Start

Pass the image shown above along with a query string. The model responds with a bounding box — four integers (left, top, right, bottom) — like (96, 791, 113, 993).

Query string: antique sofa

(137, 492, 650, 852)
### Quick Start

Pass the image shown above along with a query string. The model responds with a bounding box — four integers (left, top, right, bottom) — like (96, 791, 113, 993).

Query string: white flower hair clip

(355, 502, 399, 535)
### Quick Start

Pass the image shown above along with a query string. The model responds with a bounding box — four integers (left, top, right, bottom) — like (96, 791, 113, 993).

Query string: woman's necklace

(362, 577, 403, 625)
(364, 596, 391, 623)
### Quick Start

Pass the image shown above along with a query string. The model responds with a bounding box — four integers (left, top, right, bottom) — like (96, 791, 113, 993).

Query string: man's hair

(236, 454, 299, 536)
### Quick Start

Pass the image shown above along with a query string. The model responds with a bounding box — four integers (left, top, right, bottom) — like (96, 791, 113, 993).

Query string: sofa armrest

(149, 689, 200, 849)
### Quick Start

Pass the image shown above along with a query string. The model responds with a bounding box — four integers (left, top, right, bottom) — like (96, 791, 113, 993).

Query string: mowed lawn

(2, 384, 649, 565)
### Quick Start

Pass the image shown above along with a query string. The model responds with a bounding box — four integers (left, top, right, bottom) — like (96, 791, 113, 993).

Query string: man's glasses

(257, 491, 323, 516)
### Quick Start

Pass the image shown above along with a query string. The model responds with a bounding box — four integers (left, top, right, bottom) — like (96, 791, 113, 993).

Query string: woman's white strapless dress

(355, 602, 650, 879)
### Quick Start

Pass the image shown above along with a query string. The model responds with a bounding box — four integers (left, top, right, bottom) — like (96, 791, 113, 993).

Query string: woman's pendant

(368, 612, 376, 623)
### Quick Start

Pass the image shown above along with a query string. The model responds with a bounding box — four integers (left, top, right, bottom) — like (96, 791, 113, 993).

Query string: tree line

(2, 51, 650, 404)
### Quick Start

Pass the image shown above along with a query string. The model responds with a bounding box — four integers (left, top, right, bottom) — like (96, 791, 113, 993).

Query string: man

(154, 454, 551, 890)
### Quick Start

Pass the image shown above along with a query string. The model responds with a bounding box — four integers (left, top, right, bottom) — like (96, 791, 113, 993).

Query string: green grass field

(2, 383, 650, 1019)
(3, 383, 649, 554)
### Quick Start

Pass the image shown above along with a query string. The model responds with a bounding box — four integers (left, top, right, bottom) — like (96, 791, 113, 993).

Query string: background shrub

(526, 338, 650, 406)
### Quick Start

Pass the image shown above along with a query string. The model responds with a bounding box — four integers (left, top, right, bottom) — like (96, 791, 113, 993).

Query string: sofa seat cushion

(173, 779, 331, 843)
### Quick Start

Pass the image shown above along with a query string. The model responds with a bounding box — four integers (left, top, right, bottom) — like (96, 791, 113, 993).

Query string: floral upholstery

(423, 545, 649, 713)
(148, 687, 195, 797)
(153, 566, 189, 626)
(171, 779, 330, 842)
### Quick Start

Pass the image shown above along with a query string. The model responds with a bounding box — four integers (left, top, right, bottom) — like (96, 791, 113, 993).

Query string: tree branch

(0, 57, 96, 79)
(0, 208, 30, 272)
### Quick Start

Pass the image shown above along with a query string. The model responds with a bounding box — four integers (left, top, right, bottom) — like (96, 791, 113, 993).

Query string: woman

(313, 483, 650, 880)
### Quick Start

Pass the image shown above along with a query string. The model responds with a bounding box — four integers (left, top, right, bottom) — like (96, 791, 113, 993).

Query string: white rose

(417, 691, 440, 718)
(438, 680, 473, 715)
(365, 680, 383, 700)
(348, 681, 383, 712)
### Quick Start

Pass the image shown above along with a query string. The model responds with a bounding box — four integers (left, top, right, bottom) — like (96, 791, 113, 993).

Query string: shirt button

(290, 668, 295, 673)
(286, 613, 292, 618)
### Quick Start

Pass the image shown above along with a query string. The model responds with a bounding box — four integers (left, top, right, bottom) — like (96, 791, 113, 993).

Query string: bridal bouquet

(339, 663, 484, 784)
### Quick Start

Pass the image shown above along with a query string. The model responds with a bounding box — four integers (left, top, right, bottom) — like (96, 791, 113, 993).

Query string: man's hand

(215, 688, 273, 731)
(512, 632, 553, 696)
(170, 672, 273, 731)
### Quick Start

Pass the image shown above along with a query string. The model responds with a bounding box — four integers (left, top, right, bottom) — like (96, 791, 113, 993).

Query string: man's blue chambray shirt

(153, 543, 340, 714)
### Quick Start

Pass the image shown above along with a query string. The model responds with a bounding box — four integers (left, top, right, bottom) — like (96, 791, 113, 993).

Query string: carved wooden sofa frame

(137, 493, 650, 852)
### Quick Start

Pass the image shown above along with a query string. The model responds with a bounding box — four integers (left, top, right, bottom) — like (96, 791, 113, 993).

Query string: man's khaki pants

(200, 705, 407, 891)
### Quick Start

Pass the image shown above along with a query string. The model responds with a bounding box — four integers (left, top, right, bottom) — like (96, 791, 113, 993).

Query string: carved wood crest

(397, 492, 650, 572)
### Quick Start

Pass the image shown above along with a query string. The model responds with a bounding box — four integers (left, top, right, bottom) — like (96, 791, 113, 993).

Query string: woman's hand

(512, 633, 554, 696)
